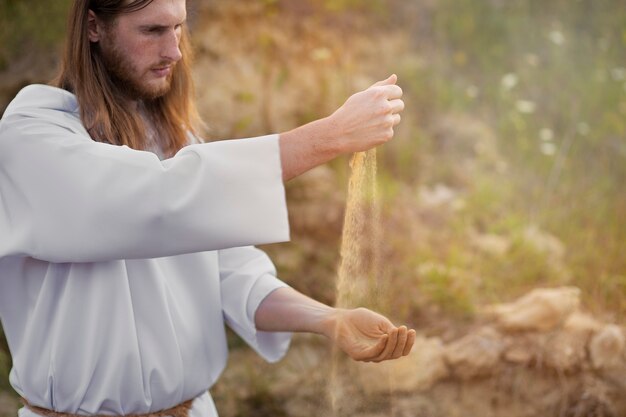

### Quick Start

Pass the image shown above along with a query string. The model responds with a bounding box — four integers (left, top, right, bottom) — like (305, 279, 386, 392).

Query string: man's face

(93, 0, 186, 100)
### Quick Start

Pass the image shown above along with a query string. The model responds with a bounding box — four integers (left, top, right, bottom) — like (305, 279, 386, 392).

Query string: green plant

(0, 0, 71, 70)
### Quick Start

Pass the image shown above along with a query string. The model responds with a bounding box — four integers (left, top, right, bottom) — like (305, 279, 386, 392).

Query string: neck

(119, 94, 141, 112)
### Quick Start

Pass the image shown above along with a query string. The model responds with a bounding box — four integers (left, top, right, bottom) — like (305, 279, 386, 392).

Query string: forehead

(120, 0, 186, 25)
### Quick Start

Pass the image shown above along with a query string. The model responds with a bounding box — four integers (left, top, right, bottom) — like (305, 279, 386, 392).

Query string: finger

(370, 74, 397, 88)
(391, 326, 408, 359)
(403, 329, 416, 356)
(376, 84, 403, 100)
(388, 98, 405, 114)
(372, 328, 398, 362)
(357, 334, 388, 362)
(392, 113, 401, 126)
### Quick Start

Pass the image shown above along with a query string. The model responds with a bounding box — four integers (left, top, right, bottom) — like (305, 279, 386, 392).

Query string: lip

(151, 66, 172, 77)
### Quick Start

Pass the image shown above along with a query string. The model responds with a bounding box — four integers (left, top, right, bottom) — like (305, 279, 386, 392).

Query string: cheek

(126, 39, 160, 70)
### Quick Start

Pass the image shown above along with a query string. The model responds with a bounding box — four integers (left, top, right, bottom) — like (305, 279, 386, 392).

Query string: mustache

(151, 61, 177, 70)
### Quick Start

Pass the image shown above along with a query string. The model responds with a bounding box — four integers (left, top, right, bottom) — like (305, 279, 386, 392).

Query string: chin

(141, 83, 172, 100)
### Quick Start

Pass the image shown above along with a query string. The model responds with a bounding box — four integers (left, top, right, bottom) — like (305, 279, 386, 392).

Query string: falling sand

(335, 150, 381, 309)
(330, 149, 387, 416)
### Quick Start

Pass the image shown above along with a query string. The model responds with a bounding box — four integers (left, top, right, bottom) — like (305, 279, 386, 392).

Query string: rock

(485, 287, 580, 332)
(444, 327, 504, 379)
(564, 311, 603, 335)
(539, 312, 602, 372)
(502, 333, 541, 365)
(503, 344, 533, 364)
(589, 325, 626, 371)
(470, 232, 511, 256)
(542, 330, 588, 373)
(356, 336, 449, 394)
(522, 226, 566, 261)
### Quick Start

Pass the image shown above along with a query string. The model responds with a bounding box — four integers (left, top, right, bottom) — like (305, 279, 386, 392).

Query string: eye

(143, 27, 164, 35)
(141, 24, 183, 36)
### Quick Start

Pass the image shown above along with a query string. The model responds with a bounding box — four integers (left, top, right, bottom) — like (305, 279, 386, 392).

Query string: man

(0, 1, 413, 417)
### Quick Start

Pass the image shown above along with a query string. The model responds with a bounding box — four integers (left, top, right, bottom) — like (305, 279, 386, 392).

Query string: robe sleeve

(0, 112, 289, 263)
(218, 246, 292, 363)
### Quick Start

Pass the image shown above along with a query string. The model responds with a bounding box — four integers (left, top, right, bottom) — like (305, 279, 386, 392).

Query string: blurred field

(1, 0, 625, 416)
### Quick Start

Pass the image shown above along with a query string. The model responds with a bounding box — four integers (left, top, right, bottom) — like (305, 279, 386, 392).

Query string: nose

(162, 29, 182, 63)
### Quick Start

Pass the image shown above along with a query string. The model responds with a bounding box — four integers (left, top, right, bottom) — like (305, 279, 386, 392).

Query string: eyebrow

(139, 20, 186, 31)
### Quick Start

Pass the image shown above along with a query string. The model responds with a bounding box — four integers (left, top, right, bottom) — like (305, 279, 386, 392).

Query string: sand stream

(329, 149, 389, 416)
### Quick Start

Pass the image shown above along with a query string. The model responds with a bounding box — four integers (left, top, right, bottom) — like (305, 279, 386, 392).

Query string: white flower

(501, 73, 519, 90)
(516, 100, 536, 114)
(549, 30, 565, 45)
(541, 142, 557, 156)
(466, 85, 479, 99)
(611, 67, 626, 81)
(539, 128, 554, 141)
(577, 122, 590, 136)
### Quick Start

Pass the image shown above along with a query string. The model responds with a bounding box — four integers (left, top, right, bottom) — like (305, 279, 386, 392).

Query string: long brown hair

(54, 0, 203, 157)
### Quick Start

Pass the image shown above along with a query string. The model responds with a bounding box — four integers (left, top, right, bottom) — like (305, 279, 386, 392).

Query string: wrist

(316, 307, 346, 339)
(306, 115, 343, 159)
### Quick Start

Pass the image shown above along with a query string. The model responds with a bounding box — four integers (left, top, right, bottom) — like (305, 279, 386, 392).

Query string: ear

(88, 10, 102, 43)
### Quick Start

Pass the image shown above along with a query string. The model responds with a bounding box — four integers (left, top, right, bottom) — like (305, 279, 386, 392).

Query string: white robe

(0, 85, 293, 417)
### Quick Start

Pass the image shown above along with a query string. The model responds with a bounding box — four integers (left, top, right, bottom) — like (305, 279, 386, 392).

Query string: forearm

(255, 287, 338, 337)
(256, 286, 417, 362)
(279, 117, 340, 181)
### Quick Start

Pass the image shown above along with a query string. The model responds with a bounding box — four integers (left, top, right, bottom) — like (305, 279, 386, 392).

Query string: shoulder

(4, 84, 79, 116)
(0, 84, 85, 135)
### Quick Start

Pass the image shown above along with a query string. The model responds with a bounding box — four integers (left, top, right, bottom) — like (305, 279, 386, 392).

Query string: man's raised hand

(328, 74, 405, 153)
(279, 74, 405, 181)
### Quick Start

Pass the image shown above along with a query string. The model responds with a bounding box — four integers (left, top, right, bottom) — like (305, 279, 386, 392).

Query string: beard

(99, 40, 175, 101)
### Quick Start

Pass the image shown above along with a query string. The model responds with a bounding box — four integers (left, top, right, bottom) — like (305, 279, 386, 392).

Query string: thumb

(377, 317, 397, 334)
(370, 74, 397, 88)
